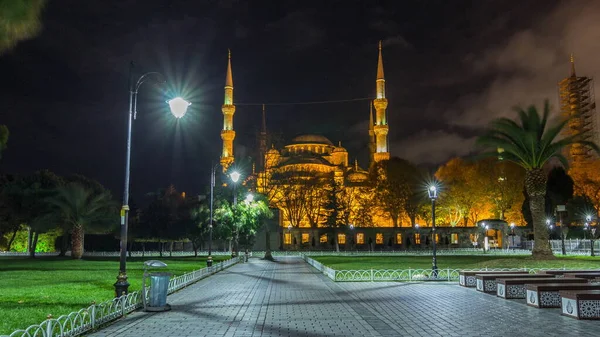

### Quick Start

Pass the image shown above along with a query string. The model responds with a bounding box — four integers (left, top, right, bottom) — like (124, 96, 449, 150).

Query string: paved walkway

(89, 257, 597, 337)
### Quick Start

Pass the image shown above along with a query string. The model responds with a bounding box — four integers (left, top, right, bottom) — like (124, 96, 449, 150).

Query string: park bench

(459, 270, 529, 287)
(560, 290, 600, 320)
(540, 270, 599, 277)
(563, 272, 600, 281)
(476, 274, 553, 293)
(526, 283, 600, 308)
(497, 277, 587, 299)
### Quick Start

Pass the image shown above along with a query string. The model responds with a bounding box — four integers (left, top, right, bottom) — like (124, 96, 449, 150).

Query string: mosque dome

(291, 134, 334, 146)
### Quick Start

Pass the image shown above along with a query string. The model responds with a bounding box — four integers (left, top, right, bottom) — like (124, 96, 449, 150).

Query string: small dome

(347, 171, 369, 182)
(291, 134, 333, 146)
(267, 147, 279, 154)
(332, 146, 347, 153)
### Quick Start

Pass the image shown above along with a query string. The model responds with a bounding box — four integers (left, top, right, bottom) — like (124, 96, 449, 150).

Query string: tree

(371, 157, 420, 227)
(46, 182, 116, 259)
(545, 167, 574, 255)
(476, 100, 600, 258)
(187, 202, 210, 257)
(0, 125, 8, 160)
(0, 0, 46, 53)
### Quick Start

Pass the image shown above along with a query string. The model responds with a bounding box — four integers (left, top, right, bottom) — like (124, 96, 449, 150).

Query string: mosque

(217, 43, 482, 251)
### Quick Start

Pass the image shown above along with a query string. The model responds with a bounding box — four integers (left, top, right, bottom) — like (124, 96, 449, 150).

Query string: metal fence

(522, 240, 600, 255)
(302, 255, 597, 282)
(2, 256, 242, 337)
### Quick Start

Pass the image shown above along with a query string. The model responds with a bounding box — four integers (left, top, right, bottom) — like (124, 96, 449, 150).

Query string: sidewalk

(88, 257, 597, 337)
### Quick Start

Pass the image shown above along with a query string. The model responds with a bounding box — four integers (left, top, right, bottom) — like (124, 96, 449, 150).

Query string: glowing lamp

(510, 223, 515, 228)
(245, 193, 254, 203)
(230, 171, 241, 183)
(427, 185, 437, 199)
(349, 224, 354, 230)
(167, 97, 191, 118)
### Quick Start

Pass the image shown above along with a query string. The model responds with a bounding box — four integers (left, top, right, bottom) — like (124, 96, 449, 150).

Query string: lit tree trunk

(526, 169, 553, 258)
(6, 228, 18, 251)
(71, 224, 84, 259)
(29, 232, 39, 258)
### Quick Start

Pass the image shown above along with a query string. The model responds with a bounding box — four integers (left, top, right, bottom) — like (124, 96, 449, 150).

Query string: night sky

(1, 0, 597, 201)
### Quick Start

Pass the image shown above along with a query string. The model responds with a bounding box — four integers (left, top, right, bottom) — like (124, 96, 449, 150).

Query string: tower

(220, 49, 236, 171)
(368, 103, 376, 165)
(258, 104, 268, 171)
(558, 54, 597, 166)
(373, 41, 390, 163)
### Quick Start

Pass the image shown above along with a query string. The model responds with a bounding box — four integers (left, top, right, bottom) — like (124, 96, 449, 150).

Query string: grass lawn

(312, 255, 600, 271)
(0, 255, 230, 335)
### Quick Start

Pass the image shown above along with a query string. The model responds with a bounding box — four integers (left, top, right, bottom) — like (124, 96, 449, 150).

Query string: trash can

(149, 272, 171, 307)
(142, 260, 172, 312)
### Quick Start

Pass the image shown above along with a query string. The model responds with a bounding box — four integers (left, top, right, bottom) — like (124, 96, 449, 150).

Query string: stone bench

(497, 277, 587, 299)
(526, 283, 600, 308)
(563, 272, 600, 281)
(476, 274, 553, 293)
(459, 270, 529, 287)
(540, 270, 599, 277)
(560, 290, 600, 319)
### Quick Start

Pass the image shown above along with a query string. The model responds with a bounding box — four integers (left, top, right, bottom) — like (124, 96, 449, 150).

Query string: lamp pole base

(207, 256, 213, 267)
(114, 272, 130, 298)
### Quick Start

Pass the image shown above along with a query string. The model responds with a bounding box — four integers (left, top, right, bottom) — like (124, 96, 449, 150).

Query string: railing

(522, 239, 600, 255)
(2, 256, 242, 337)
(302, 255, 597, 282)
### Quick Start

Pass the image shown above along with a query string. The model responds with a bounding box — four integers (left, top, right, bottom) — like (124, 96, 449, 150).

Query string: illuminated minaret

(258, 104, 268, 170)
(368, 103, 376, 165)
(373, 41, 390, 162)
(220, 49, 236, 171)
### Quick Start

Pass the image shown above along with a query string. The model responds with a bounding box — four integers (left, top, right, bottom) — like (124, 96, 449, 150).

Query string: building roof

(291, 134, 334, 146)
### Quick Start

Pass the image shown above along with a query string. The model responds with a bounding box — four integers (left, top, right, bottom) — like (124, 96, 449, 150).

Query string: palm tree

(47, 182, 116, 259)
(476, 100, 599, 258)
(0, 0, 46, 53)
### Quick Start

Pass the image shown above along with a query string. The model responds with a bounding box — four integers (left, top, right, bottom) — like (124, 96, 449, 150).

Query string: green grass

(0, 255, 229, 335)
(312, 255, 600, 270)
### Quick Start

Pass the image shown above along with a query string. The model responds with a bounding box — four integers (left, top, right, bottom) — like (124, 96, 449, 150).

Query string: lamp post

(427, 185, 438, 278)
(207, 163, 220, 267)
(586, 215, 595, 257)
(510, 223, 516, 249)
(114, 63, 191, 297)
(230, 171, 241, 257)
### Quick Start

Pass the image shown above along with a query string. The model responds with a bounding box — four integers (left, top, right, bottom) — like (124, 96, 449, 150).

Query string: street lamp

(510, 223, 516, 249)
(427, 185, 438, 278)
(207, 162, 220, 267)
(114, 63, 191, 297)
(230, 171, 241, 257)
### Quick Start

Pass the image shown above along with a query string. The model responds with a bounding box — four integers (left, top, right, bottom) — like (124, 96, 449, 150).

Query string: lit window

(451, 233, 458, 244)
(338, 233, 346, 244)
(396, 233, 402, 244)
(302, 233, 309, 244)
(356, 233, 365, 244)
(320, 234, 328, 243)
(376, 233, 383, 244)
(415, 233, 421, 244)
(435, 234, 439, 243)
(284, 233, 292, 244)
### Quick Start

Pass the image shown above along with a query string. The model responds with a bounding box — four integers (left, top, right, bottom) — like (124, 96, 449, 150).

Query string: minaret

(368, 103, 376, 166)
(373, 41, 390, 162)
(220, 49, 236, 171)
(258, 104, 268, 170)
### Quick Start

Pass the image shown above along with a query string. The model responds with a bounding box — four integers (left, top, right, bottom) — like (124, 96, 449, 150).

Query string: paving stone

(88, 257, 598, 337)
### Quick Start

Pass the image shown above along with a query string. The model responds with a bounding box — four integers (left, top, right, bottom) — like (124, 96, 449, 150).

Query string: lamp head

(586, 215, 592, 222)
(287, 224, 292, 230)
(349, 224, 354, 230)
(427, 185, 437, 199)
(546, 219, 551, 225)
(167, 97, 191, 118)
(510, 223, 515, 228)
(230, 171, 241, 183)
(245, 193, 254, 203)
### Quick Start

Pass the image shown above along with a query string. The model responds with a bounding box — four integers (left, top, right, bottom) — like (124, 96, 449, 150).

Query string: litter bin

(142, 260, 172, 312)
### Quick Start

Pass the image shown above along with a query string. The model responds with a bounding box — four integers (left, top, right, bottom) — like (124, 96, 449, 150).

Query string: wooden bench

(563, 272, 600, 281)
(459, 270, 529, 287)
(476, 274, 553, 293)
(497, 277, 587, 299)
(526, 283, 600, 308)
(560, 290, 600, 319)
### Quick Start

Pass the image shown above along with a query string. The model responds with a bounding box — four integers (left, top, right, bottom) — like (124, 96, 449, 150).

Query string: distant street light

(230, 171, 241, 257)
(427, 184, 438, 278)
(114, 63, 190, 298)
(510, 223, 516, 248)
(207, 162, 220, 267)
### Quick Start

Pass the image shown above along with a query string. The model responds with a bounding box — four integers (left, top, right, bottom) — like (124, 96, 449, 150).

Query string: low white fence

(2, 256, 242, 337)
(302, 255, 597, 282)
